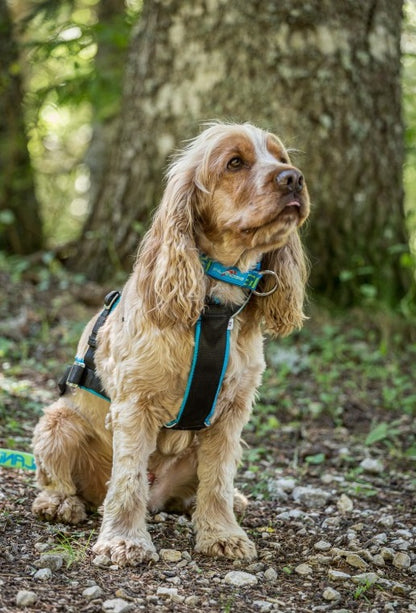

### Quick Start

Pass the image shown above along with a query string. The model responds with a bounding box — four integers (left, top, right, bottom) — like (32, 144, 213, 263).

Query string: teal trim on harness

(164, 318, 202, 428)
(200, 253, 263, 291)
(58, 257, 259, 430)
(73, 356, 111, 401)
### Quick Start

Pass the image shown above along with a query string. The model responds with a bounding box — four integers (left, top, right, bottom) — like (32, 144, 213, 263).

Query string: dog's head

(136, 122, 310, 334)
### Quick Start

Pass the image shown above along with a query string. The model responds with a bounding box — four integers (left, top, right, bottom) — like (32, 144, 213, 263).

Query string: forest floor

(0, 254, 416, 613)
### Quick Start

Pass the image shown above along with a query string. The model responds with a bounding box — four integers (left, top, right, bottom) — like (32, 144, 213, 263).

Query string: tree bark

(83, 0, 128, 210)
(72, 0, 407, 306)
(0, 0, 43, 254)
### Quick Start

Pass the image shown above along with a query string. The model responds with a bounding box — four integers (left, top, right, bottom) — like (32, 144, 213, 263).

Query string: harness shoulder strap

(59, 291, 120, 399)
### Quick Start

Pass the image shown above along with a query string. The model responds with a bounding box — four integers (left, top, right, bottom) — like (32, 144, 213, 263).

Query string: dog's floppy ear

(255, 231, 308, 337)
(134, 165, 205, 328)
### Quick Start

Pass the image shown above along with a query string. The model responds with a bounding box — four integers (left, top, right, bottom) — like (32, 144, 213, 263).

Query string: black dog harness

(58, 255, 278, 430)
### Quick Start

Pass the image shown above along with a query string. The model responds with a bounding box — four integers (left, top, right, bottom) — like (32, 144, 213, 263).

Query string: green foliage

(46, 529, 96, 567)
(353, 579, 374, 602)
(16, 0, 141, 245)
(250, 309, 416, 451)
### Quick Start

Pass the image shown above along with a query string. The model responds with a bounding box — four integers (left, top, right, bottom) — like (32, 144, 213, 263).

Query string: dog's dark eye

(227, 156, 244, 170)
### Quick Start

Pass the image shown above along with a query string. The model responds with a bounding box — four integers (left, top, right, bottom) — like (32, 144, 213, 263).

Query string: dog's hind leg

(32, 398, 94, 524)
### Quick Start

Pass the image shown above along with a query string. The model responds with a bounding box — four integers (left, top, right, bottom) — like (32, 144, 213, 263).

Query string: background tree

(70, 0, 409, 307)
(83, 0, 131, 207)
(0, 0, 43, 254)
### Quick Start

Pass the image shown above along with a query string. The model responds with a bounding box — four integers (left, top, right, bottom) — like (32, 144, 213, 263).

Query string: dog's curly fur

(32, 122, 310, 566)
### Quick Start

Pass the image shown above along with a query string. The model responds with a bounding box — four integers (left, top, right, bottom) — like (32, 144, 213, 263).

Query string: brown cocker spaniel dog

(32, 122, 310, 566)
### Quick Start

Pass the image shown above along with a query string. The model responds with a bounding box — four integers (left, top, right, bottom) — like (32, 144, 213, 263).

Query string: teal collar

(200, 253, 263, 291)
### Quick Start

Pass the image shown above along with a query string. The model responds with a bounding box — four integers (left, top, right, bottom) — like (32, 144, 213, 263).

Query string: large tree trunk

(83, 0, 128, 210)
(72, 0, 407, 306)
(0, 0, 43, 254)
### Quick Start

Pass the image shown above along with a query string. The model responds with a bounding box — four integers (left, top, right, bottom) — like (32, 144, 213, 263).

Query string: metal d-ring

(253, 270, 279, 296)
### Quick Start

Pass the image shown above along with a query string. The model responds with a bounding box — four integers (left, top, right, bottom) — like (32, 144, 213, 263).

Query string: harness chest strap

(165, 302, 235, 430)
(58, 255, 275, 430)
(59, 298, 236, 430)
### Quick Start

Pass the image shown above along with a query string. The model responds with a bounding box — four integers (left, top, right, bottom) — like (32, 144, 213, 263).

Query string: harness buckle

(104, 290, 121, 310)
(253, 270, 279, 296)
(66, 360, 85, 389)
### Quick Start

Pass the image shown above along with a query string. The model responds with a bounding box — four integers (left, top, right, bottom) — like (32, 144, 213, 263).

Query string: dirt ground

(0, 263, 415, 612)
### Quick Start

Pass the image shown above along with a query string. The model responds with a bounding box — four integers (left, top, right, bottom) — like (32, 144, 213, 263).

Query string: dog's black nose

(275, 169, 304, 194)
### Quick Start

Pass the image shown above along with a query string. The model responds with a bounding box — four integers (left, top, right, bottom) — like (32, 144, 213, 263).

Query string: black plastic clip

(66, 361, 85, 389)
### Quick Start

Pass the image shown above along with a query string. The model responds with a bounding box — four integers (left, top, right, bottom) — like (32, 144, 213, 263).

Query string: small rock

(247, 562, 266, 573)
(276, 509, 306, 520)
(378, 514, 394, 528)
(391, 537, 411, 550)
(35, 554, 64, 571)
(351, 572, 379, 586)
(16, 590, 37, 607)
(185, 595, 200, 605)
(380, 547, 395, 561)
(360, 458, 384, 474)
(372, 532, 388, 545)
(159, 549, 182, 563)
(264, 567, 278, 581)
(172, 594, 185, 603)
(391, 581, 411, 595)
(102, 598, 134, 613)
(34, 567, 52, 581)
(328, 570, 351, 581)
(83, 585, 104, 600)
(292, 486, 331, 508)
(314, 540, 332, 551)
(115, 588, 131, 599)
(295, 563, 313, 576)
(267, 484, 288, 501)
(268, 476, 296, 499)
(393, 552, 411, 569)
(396, 528, 413, 539)
(253, 600, 273, 612)
(275, 476, 296, 491)
(93, 554, 112, 567)
(345, 553, 368, 571)
(372, 554, 386, 567)
(337, 493, 354, 513)
(157, 587, 178, 598)
(224, 571, 258, 586)
(323, 587, 341, 601)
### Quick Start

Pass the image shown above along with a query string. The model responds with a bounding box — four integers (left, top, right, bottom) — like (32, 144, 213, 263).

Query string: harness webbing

(165, 303, 234, 430)
(58, 257, 264, 430)
(58, 290, 120, 401)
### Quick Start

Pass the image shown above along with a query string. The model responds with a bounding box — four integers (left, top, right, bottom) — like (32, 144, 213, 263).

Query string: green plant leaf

(365, 422, 389, 446)
(304, 452, 326, 465)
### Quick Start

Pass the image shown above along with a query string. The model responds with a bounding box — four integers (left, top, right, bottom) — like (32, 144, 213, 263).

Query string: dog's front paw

(93, 536, 157, 567)
(32, 491, 87, 524)
(195, 532, 257, 561)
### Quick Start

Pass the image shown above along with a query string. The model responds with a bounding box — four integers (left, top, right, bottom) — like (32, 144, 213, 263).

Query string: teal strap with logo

(199, 254, 263, 291)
